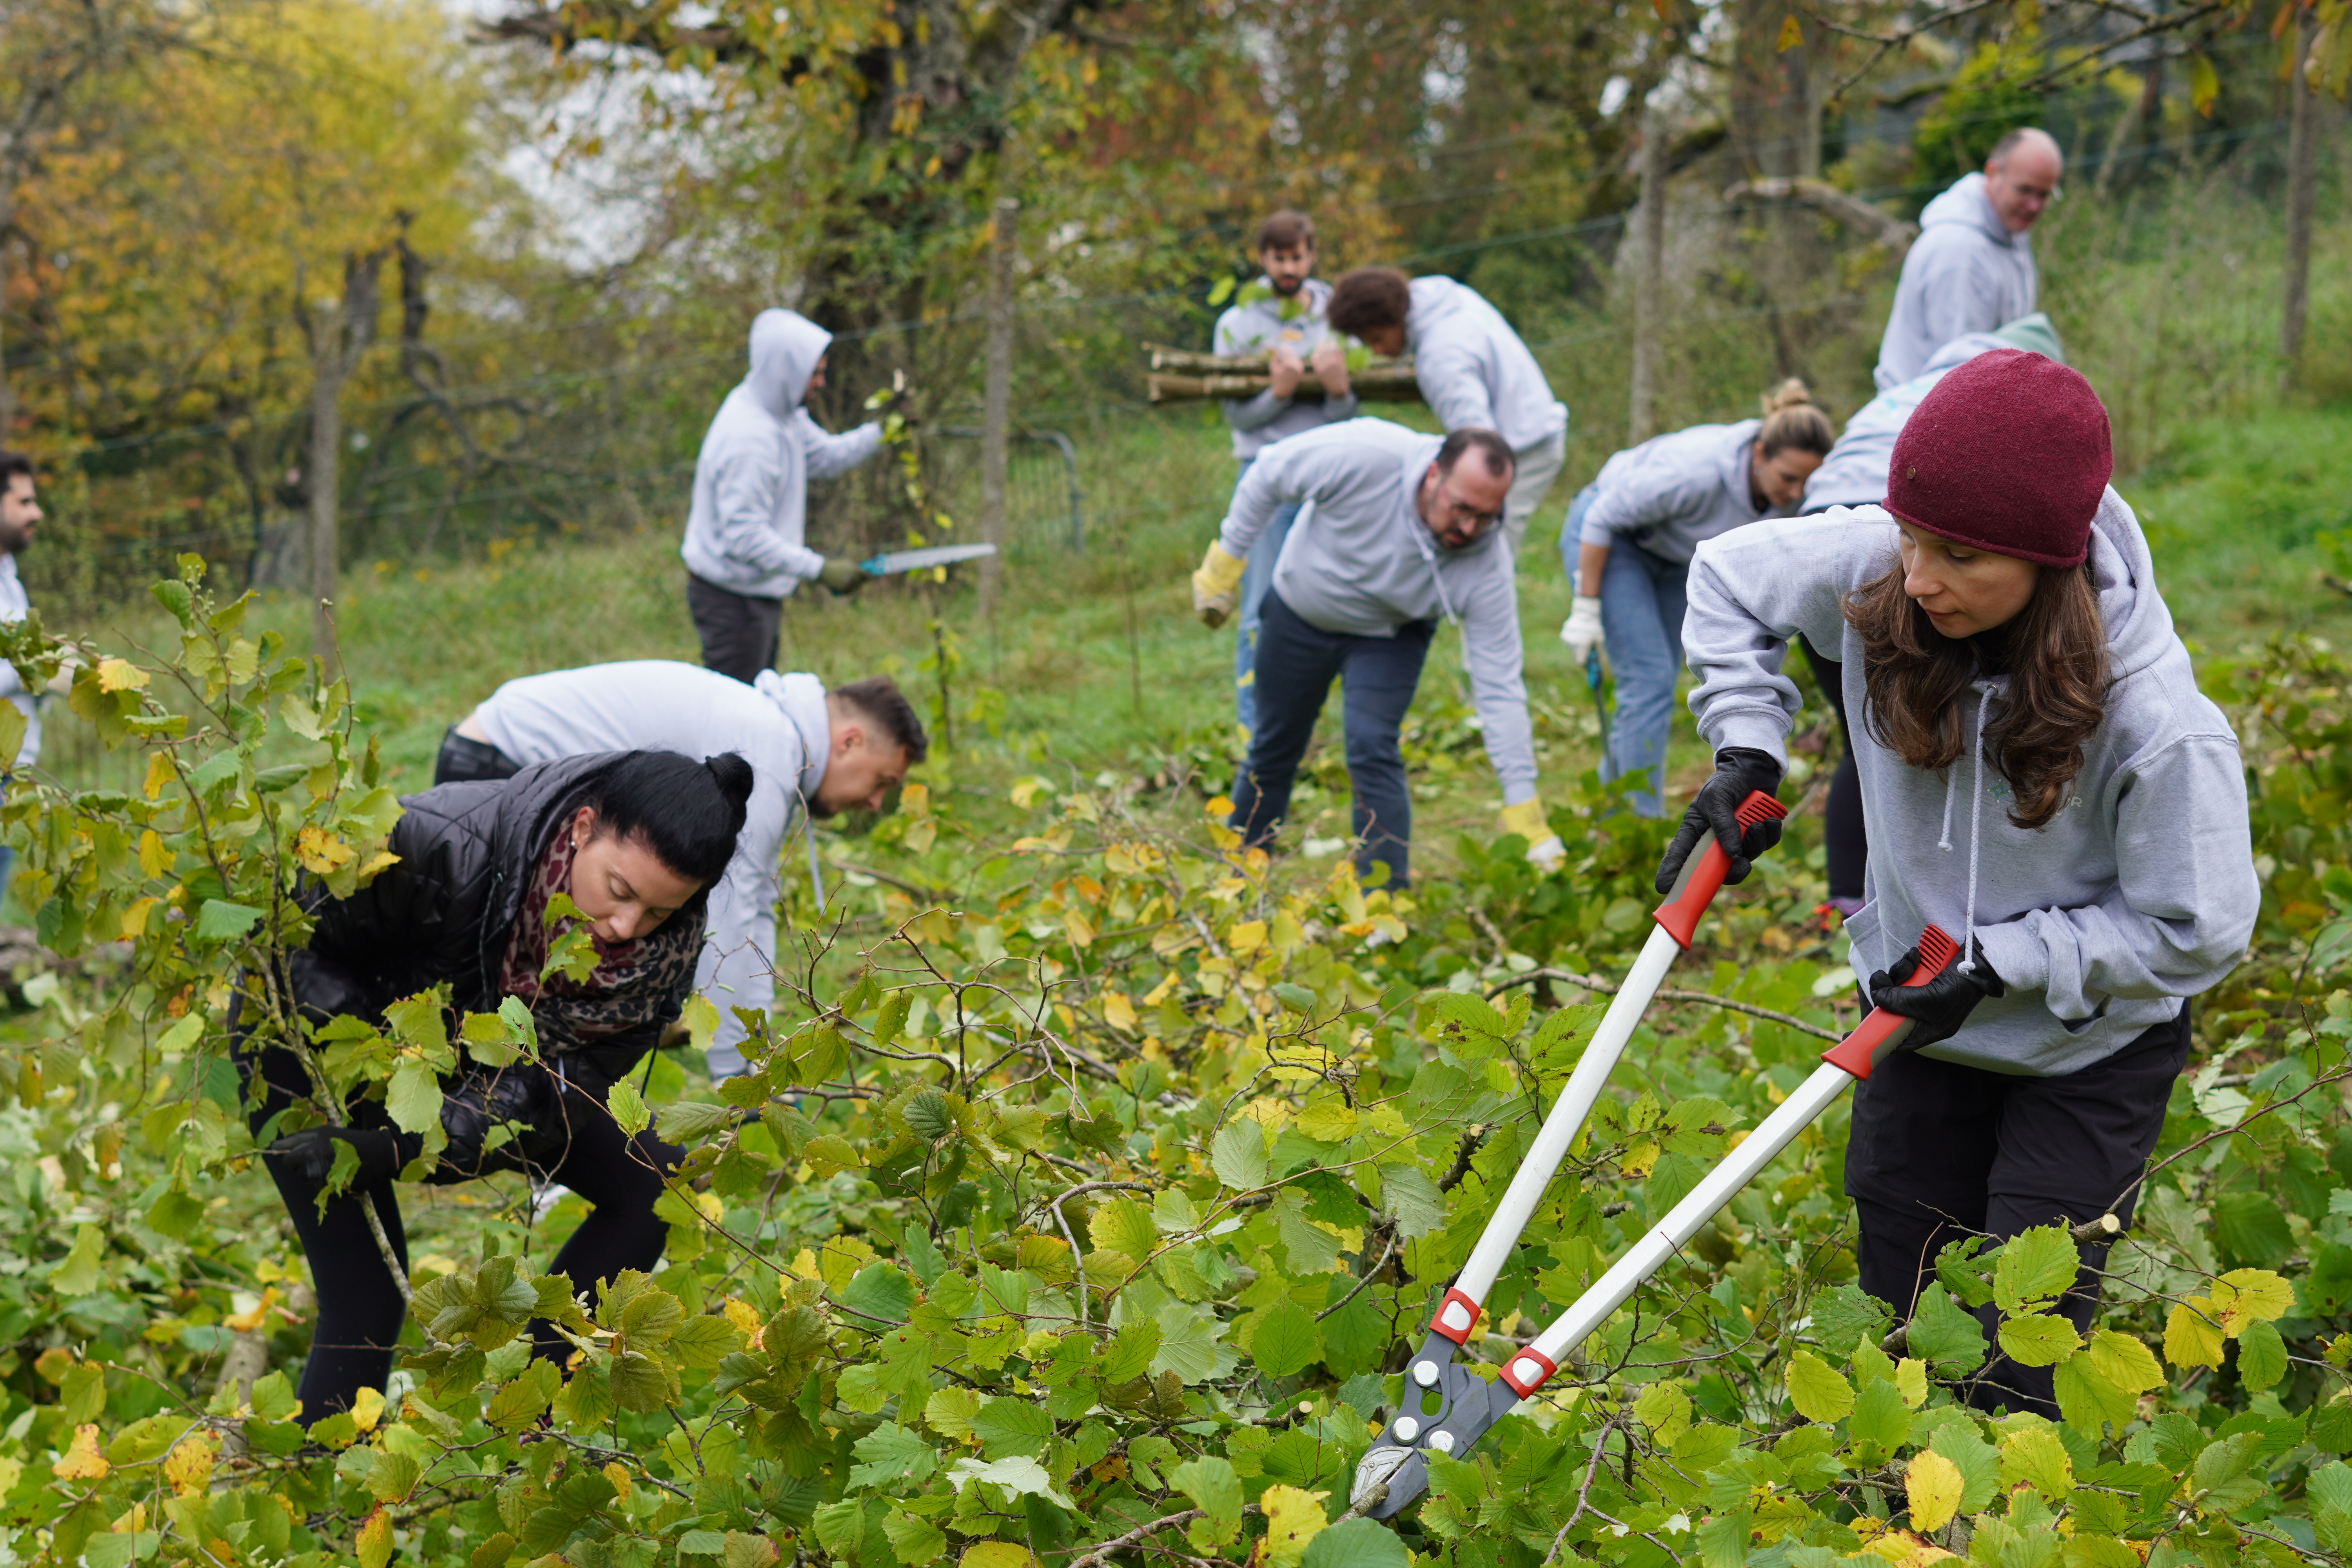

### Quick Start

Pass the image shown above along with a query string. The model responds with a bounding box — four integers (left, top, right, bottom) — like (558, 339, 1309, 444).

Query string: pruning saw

(1351, 922, 1961, 1519)
(858, 543, 998, 576)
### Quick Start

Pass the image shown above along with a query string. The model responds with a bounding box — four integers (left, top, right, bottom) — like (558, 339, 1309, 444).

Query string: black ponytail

(587, 751, 755, 886)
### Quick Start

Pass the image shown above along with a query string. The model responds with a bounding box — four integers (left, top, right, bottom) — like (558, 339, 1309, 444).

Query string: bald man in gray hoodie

(1874, 129, 2062, 390)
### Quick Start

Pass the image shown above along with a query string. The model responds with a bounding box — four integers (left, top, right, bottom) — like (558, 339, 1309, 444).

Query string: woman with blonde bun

(1557, 381, 1833, 815)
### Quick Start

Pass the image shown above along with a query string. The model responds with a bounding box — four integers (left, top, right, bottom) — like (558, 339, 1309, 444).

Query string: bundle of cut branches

(1142, 344, 1422, 405)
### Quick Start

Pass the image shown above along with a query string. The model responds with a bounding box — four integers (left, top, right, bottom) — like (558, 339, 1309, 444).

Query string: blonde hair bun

(1760, 377, 1815, 415)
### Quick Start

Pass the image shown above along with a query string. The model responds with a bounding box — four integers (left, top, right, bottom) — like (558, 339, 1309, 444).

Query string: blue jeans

(1571, 497, 1689, 818)
(1229, 591, 1434, 887)
(1232, 457, 1303, 735)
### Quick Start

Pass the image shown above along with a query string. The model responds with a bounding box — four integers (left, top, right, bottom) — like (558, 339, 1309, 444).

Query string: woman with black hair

(1658, 351, 2258, 1415)
(244, 749, 755, 1420)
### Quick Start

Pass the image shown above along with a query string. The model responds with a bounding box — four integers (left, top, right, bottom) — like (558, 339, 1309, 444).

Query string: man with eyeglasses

(1875, 128, 2062, 390)
(1189, 419, 1565, 889)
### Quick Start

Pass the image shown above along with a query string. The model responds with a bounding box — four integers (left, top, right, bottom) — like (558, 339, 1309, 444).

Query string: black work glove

(1867, 938, 2005, 1050)
(1654, 747, 1785, 896)
(263, 1125, 414, 1185)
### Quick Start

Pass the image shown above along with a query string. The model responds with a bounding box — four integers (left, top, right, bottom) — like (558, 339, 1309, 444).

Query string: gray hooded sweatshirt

(1405, 276, 1568, 453)
(1578, 418, 1780, 564)
(681, 310, 883, 598)
(470, 659, 831, 1078)
(1682, 492, 2257, 1077)
(1808, 314, 2066, 513)
(1218, 418, 1537, 806)
(1213, 278, 1361, 460)
(1874, 173, 2039, 391)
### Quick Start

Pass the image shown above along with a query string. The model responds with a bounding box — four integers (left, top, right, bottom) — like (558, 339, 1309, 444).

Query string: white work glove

(1559, 595, 1605, 664)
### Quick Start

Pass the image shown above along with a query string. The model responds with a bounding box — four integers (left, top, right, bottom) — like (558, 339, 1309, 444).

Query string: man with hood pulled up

(681, 309, 887, 682)
(1874, 129, 2061, 390)
(1657, 350, 2258, 1417)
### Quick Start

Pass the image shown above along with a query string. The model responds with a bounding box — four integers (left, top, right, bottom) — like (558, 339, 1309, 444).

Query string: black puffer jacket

(292, 753, 708, 1091)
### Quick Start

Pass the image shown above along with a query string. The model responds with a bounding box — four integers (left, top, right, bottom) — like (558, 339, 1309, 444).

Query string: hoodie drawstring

(1936, 683, 1996, 975)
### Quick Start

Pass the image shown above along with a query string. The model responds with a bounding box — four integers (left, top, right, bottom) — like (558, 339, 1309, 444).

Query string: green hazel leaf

(1929, 1423, 2001, 1514)
(1274, 1189, 1342, 1273)
(881, 1511, 947, 1566)
(1934, 1236, 1994, 1308)
(1848, 1376, 1911, 1451)
(1101, 1317, 1161, 1383)
(1376, 1163, 1446, 1240)
(2309, 1461, 2352, 1517)
(2053, 1345, 2139, 1435)
(145, 1186, 204, 1240)
(671, 1314, 747, 1370)
(1152, 1304, 1226, 1383)
(365, 1449, 422, 1503)
(2190, 1431, 2270, 1515)
(1784, 1347, 1854, 1423)
(2065, 1537, 2142, 1568)
(1169, 1456, 1244, 1528)
(1811, 1283, 1894, 1356)
(1249, 1301, 1323, 1379)
(1211, 1119, 1270, 1190)
(194, 898, 263, 942)
(1634, 1381, 1693, 1445)
(2214, 1191, 2295, 1269)
(1906, 1283, 1989, 1376)
(606, 1079, 651, 1137)
(874, 990, 912, 1048)
(839, 1264, 915, 1325)
(47, 1224, 105, 1296)
(59, 1361, 105, 1424)
(1996, 1310, 2083, 1368)
(385, 1059, 444, 1136)
(1090, 1197, 1158, 1260)
(924, 1387, 982, 1443)
(1993, 1225, 2080, 1312)
(1300, 1518, 1412, 1568)
(1319, 1288, 1389, 1379)
(849, 1422, 939, 1490)
(2087, 1328, 2164, 1393)
(812, 1502, 867, 1556)
(2236, 1317, 2288, 1390)
(970, 1397, 1055, 1459)
(656, 1100, 737, 1143)
(608, 1348, 681, 1413)
(903, 1088, 955, 1139)
(1999, 1426, 2075, 1498)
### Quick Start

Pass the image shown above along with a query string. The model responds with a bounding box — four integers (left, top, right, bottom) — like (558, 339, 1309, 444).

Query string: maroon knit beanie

(1884, 348, 2112, 570)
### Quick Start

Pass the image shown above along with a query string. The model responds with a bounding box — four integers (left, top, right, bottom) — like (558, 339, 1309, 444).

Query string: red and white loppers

(1351, 924, 1962, 1518)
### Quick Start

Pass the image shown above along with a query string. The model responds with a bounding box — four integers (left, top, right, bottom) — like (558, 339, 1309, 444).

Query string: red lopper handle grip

(1820, 925, 1960, 1080)
(1652, 790, 1790, 948)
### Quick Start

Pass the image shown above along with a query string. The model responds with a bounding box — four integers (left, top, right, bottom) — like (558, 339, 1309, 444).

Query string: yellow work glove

(1500, 798, 1566, 872)
(1192, 540, 1247, 628)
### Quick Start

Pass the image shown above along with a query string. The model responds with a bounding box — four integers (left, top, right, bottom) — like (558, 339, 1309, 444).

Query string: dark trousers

(241, 1040, 683, 1419)
(687, 573, 783, 684)
(1229, 590, 1433, 888)
(1800, 638, 1868, 904)
(1846, 1004, 2191, 1417)
(434, 728, 521, 787)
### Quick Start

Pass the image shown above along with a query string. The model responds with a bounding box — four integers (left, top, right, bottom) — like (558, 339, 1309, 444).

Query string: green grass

(34, 400, 2352, 889)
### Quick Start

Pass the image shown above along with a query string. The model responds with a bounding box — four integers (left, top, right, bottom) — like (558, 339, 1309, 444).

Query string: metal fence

(932, 428, 1085, 557)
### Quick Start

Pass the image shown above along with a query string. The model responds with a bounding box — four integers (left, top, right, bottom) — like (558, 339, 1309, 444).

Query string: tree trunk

(978, 197, 1017, 621)
(2281, 7, 2318, 388)
(308, 314, 346, 665)
(1628, 98, 1668, 445)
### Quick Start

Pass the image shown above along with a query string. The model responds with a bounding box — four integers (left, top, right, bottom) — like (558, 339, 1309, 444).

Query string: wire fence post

(980, 198, 1018, 622)
(1627, 94, 1668, 445)
(2280, 7, 2318, 390)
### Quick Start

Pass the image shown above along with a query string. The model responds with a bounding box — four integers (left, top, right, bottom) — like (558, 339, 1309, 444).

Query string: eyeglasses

(1434, 488, 1504, 542)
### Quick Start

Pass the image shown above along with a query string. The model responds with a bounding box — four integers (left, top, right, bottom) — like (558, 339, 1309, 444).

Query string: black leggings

(1798, 638, 1868, 903)
(242, 1041, 683, 1419)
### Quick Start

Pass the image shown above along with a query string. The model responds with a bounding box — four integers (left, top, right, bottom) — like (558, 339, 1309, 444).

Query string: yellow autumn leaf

(2212, 1269, 2294, 1334)
(357, 1507, 393, 1568)
(1063, 909, 1096, 948)
(96, 657, 149, 693)
(1227, 920, 1267, 955)
(142, 751, 172, 802)
(1777, 13, 1803, 49)
(225, 1285, 278, 1334)
(350, 1385, 385, 1433)
(119, 897, 160, 939)
(724, 1296, 765, 1348)
(1296, 1100, 1359, 1143)
(1619, 1137, 1660, 1178)
(296, 826, 355, 874)
(2164, 1301, 2225, 1369)
(164, 1433, 218, 1495)
(1260, 1484, 1330, 1566)
(1103, 991, 1139, 1031)
(138, 829, 171, 877)
(603, 1461, 633, 1502)
(53, 1423, 109, 1481)
(961, 1544, 1037, 1568)
(1906, 1449, 1964, 1533)
(1861, 1529, 1958, 1568)
(1895, 1357, 1930, 1410)
(1785, 1347, 1855, 1422)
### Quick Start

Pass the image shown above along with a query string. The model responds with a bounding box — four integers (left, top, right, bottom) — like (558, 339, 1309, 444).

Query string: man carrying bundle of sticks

(1213, 211, 1359, 736)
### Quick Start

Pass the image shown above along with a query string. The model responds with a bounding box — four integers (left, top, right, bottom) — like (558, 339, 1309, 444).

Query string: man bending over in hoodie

(1873, 129, 2061, 390)
(681, 309, 887, 682)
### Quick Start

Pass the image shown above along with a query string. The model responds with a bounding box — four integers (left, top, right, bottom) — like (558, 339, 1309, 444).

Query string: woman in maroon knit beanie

(1658, 349, 2259, 1419)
